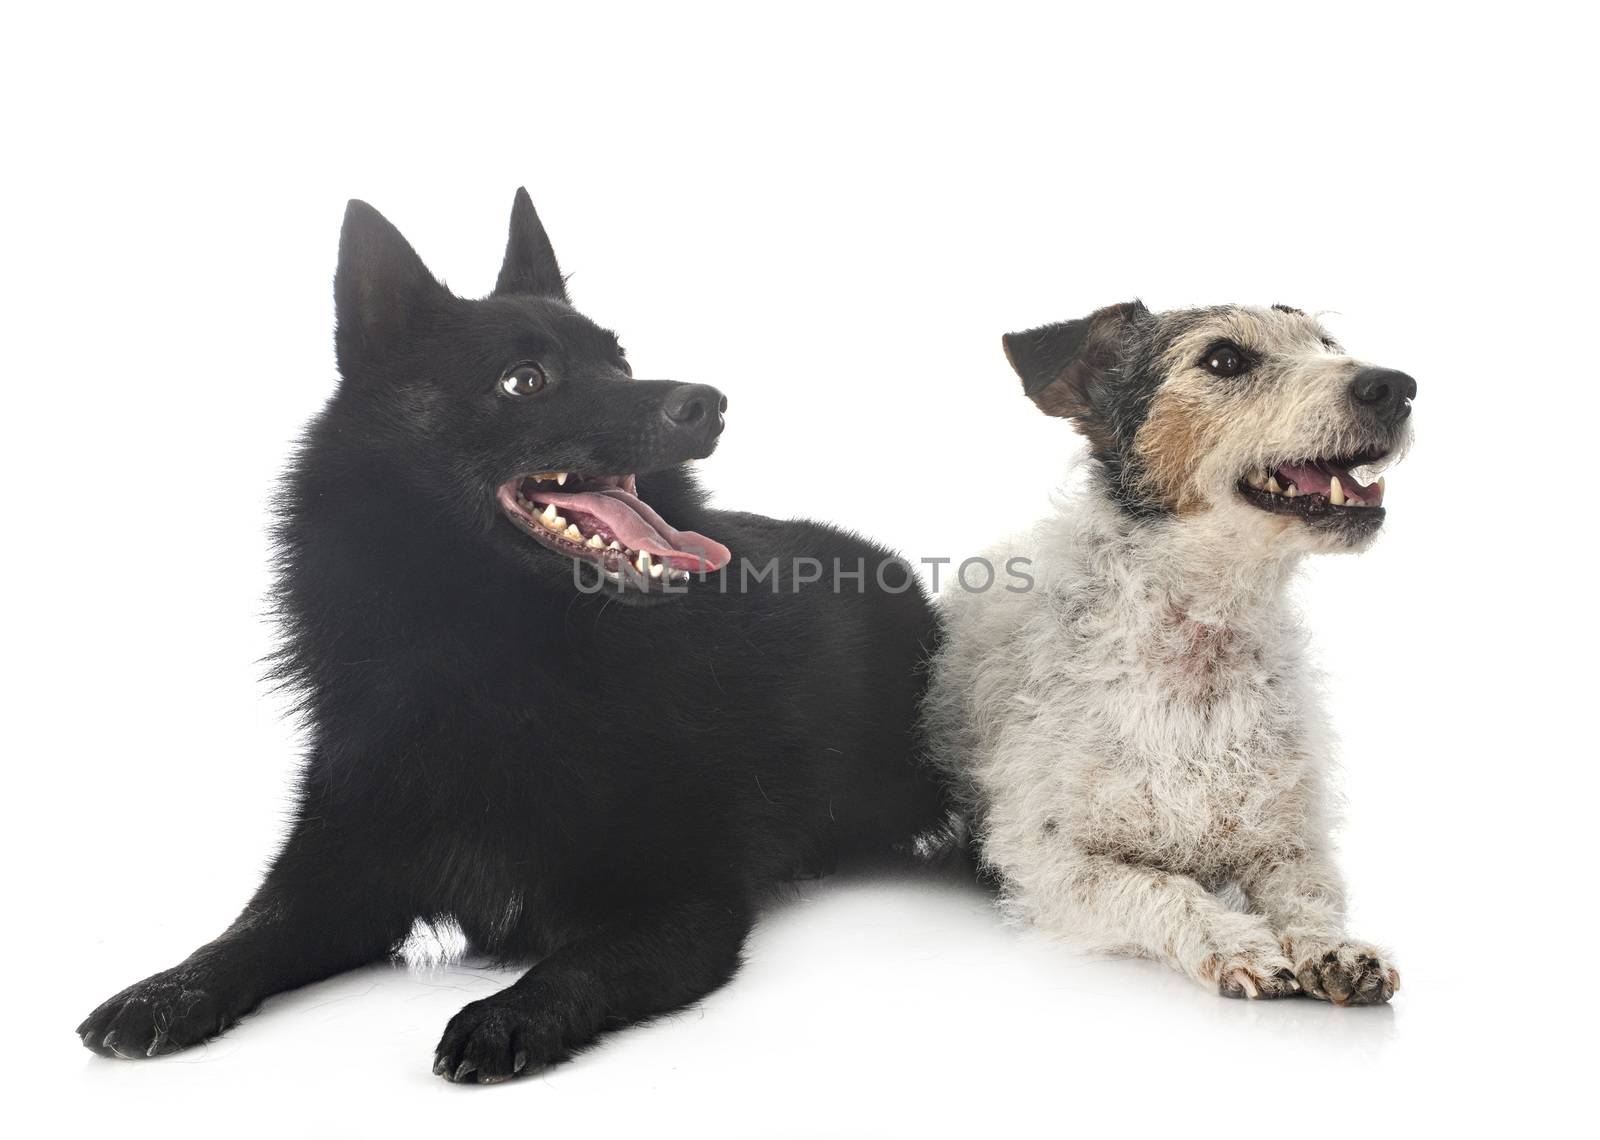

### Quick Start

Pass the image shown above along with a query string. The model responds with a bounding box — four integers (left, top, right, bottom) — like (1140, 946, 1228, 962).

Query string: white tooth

(548, 514, 567, 530)
(1377, 476, 1386, 500)
(1329, 475, 1345, 505)
(564, 524, 583, 541)
(555, 472, 568, 485)
(649, 561, 665, 579)
(1266, 476, 1283, 495)
(1285, 483, 1298, 497)
(1247, 472, 1265, 489)
(541, 503, 558, 521)
(607, 540, 622, 551)
(587, 534, 605, 549)
(636, 551, 652, 574)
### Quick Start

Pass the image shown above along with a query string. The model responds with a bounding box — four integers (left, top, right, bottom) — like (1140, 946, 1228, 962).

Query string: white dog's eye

(500, 363, 548, 396)
(1202, 344, 1243, 377)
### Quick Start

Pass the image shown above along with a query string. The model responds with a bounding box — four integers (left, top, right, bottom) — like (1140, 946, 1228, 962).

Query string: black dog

(78, 191, 947, 1081)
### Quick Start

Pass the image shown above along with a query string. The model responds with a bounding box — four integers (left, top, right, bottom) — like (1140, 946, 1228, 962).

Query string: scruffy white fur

(926, 304, 1407, 1002)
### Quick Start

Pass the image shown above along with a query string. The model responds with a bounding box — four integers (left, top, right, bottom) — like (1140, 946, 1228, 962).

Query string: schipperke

(78, 190, 948, 1082)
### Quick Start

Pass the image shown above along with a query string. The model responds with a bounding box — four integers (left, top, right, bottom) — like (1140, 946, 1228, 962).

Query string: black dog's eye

(500, 362, 548, 396)
(1202, 343, 1245, 377)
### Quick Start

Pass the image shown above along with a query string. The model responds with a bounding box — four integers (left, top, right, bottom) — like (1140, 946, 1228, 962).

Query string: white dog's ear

(334, 200, 449, 369)
(493, 187, 568, 301)
(1002, 301, 1147, 427)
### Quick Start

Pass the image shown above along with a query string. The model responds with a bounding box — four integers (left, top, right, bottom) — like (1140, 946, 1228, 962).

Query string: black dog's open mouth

(1236, 450, 1391, 522)
(497, 472, 731, 587)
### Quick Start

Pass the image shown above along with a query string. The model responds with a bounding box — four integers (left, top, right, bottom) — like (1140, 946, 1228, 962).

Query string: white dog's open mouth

(1236, 450, 1392, 521)
(497, 472, 731, 586)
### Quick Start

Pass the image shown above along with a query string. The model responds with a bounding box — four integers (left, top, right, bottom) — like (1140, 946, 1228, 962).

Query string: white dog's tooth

(1247, 471, 1265, 489)
(586, 534, 605, 549)
(1329, 475, 1345, 505)
(1266, 476, 1283, 494)
(1285, 483, 1298, 497)
(636, 551, 652, 574)
(555, 472, 568, 485)
(1377, 476, 1386, 498)
(563, 524, 583, 541)
(607, 540, 622, 551)
(649, 561, 665, 579)
(541, 503, 558, 522)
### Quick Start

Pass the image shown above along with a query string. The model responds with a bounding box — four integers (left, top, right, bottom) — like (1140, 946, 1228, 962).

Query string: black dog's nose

(1348, 367, 1417, 427)
(661, 383, 727, 443)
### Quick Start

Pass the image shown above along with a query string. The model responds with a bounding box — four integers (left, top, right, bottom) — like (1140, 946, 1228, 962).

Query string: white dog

(925, 302, 1412, 1003)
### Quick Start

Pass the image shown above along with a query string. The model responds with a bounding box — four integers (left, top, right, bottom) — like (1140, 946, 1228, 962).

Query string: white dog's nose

(1349, 367, 1417, 428)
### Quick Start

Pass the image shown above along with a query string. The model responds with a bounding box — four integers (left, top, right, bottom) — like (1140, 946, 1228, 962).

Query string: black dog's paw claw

(432, 995, 580, 1084)
(78, 969, 230, 1059)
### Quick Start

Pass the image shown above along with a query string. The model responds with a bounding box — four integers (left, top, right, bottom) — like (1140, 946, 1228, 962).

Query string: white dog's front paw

(1292, 941, 1399, 1006)
(1203, 946, 1301, 1000)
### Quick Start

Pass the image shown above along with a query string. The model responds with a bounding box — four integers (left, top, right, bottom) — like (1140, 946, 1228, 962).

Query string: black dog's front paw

(433, 993, 584, 1084)
(78, 968, 232, 1058)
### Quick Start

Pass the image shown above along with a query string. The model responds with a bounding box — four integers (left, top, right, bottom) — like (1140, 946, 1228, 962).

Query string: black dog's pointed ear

(1002, 300, 1148, 424)
(492, 188, 568, 300)
(334, 200, 448, 366)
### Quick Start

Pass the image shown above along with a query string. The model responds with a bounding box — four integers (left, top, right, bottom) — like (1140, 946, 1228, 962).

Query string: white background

(6, 2, 1596, 1135)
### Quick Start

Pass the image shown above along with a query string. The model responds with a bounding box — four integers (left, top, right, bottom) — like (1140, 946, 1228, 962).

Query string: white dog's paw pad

(1294, 943, 1399, 1005)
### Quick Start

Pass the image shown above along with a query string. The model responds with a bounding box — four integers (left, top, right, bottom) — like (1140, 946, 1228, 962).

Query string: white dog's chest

(1050, 622, 1311, 878)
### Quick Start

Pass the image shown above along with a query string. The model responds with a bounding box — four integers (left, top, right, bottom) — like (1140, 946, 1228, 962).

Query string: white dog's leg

(1045, 852, 1299, 998)
(1243, 851, 1400, 1005)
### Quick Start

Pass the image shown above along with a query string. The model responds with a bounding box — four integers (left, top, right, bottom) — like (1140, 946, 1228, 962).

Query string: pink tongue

(528, 487, 731, 571)
(1276, 461, 1379, 503)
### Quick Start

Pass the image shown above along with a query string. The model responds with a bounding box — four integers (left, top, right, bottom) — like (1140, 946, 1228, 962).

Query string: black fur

(77, 190, 948, 1081)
